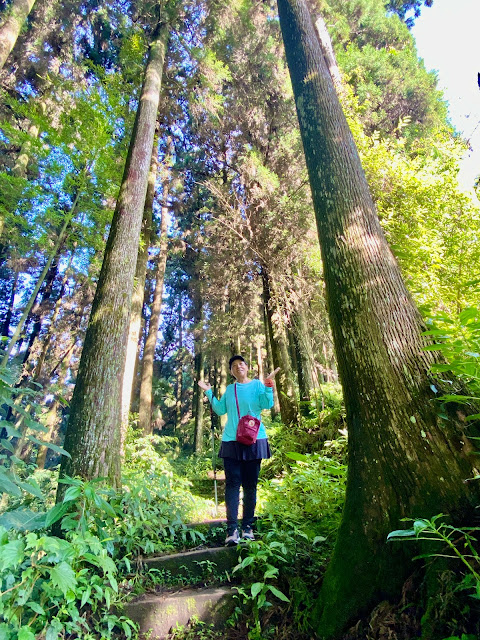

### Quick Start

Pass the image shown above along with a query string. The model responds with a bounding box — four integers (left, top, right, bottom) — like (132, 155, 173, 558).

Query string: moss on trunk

(276, 0, 480, 637)
(58, 21, 169, 488)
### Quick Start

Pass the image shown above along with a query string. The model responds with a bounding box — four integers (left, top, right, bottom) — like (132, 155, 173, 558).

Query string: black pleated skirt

(218, 438, 271, 461)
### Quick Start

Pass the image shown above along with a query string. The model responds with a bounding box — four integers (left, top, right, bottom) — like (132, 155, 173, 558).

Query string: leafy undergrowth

(0, 432, 217, 639)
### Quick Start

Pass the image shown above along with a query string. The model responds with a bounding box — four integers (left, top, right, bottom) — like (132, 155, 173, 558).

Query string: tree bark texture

(121, 133, 158, 443)
(58, 22, 169, 486)
(0, 0, 36, 70)
(138, 171, 169, 435)
(276, 1, 480, 637)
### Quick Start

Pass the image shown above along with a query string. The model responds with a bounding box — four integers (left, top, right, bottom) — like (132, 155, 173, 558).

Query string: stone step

(125, 585, 234, 639)
(143, 545, 240, 580)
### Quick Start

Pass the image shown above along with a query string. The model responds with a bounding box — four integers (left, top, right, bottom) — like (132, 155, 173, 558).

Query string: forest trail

(125, 521, 237, 639)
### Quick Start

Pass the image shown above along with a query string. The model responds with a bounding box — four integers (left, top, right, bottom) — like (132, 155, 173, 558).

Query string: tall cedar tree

(276, 0, 480, 637)
(58, 18, 169, 488)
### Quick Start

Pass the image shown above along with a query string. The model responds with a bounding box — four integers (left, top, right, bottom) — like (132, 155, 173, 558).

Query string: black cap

(229, 355, 246, 369)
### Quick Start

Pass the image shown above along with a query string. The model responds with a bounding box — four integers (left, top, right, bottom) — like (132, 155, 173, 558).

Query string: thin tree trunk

(261, 268, 298, 425)
(175, 296, 183, 432)
(121, 132, 158, 445)
(0, 0, 37, 70)
(1, 191, 79, 367)
(36, 344, 77, 469)
(263, 302, 280, 416)
(21, 251, 60, 368)
(57, 21, 169, 489)
(193, 349, 204, 453)
(277, 1, 480, 636)
(32, 251, 74, 382)
(1, 271, 19, 338)
(138, 170, 169, 435)
(256, 340, 264, 381)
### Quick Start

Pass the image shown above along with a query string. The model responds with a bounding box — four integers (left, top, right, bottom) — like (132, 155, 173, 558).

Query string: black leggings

(223, 457, 261, 534)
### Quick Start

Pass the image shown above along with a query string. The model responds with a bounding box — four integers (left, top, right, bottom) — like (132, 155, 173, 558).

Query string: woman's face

(230, 359, 248, 380)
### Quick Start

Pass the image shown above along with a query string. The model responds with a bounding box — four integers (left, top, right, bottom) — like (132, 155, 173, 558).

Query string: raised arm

(198, 380, 227, 416)
(259, 368, 280, 409)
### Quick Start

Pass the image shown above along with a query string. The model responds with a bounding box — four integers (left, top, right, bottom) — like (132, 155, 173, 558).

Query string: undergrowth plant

(232, 439, 348, 639)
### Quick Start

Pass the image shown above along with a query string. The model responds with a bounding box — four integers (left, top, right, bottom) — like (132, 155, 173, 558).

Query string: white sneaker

(242, 526, 255, 541)
(225, 529, 240, 546)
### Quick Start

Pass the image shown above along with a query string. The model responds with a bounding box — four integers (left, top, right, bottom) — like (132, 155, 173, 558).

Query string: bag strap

(234, 383, 241, 419)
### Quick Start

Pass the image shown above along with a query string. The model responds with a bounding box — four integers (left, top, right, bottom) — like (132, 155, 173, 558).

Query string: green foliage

(388, 515, 480, 638)
(0, 524, 136, 639)
(259, 450, 346, 540)
(388, 515, 480, 587)
(424, 307, 480, 391)
(263, 383, 346, 476)
(230, 435, 348, 637)
(0, 365, 70, 508)
(168, 617, 224, 640)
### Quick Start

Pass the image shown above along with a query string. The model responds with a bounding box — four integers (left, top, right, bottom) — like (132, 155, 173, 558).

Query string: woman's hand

(264, 367, 280, 388)
(198, 380, 212, 391)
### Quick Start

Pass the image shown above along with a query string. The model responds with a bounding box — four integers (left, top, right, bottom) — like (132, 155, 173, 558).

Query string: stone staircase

(125, 522, 240, 639)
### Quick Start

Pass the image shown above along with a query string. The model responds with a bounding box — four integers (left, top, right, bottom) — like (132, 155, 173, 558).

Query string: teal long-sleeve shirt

(205, 379, 274, 441)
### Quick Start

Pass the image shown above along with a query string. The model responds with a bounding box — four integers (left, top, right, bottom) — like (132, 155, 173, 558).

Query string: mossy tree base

(276, 0, 480, 637)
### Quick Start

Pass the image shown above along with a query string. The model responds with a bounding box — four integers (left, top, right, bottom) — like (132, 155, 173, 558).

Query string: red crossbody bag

(234, 383, 260, 446)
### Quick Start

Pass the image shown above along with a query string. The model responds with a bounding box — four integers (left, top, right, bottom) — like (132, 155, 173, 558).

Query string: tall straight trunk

(218, 352, 228, 428)
(193, 350, 204, 453)
(58, 21, 169, 488)
(192, 283, 204, 452)
(292, 326, 310, 413)
(0, 0, 37, 70)
(138, 172, 169, 435)
(210, 359, 220, 431)
(121, 133, 158, 442)
(256, 340, 264, 381)
(261, 268, 298, 425)
(292, 309, 315, 395)
(263, 302, 280, 416)
(277, 1, 480, 636)
(174, 296, 183, 432)
(1, 271, 18, 338)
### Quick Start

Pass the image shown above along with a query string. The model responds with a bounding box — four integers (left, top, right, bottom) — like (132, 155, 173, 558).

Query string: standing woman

(198, 355, 280, 546)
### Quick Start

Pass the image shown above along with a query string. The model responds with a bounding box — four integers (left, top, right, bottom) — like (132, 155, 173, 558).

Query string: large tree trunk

(121, 133, 158, 444)
(276, 1, 480, 637)
(0, 0, 37, 71)
(138, 171, 169, 435)
(58, 21, 169, 488)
